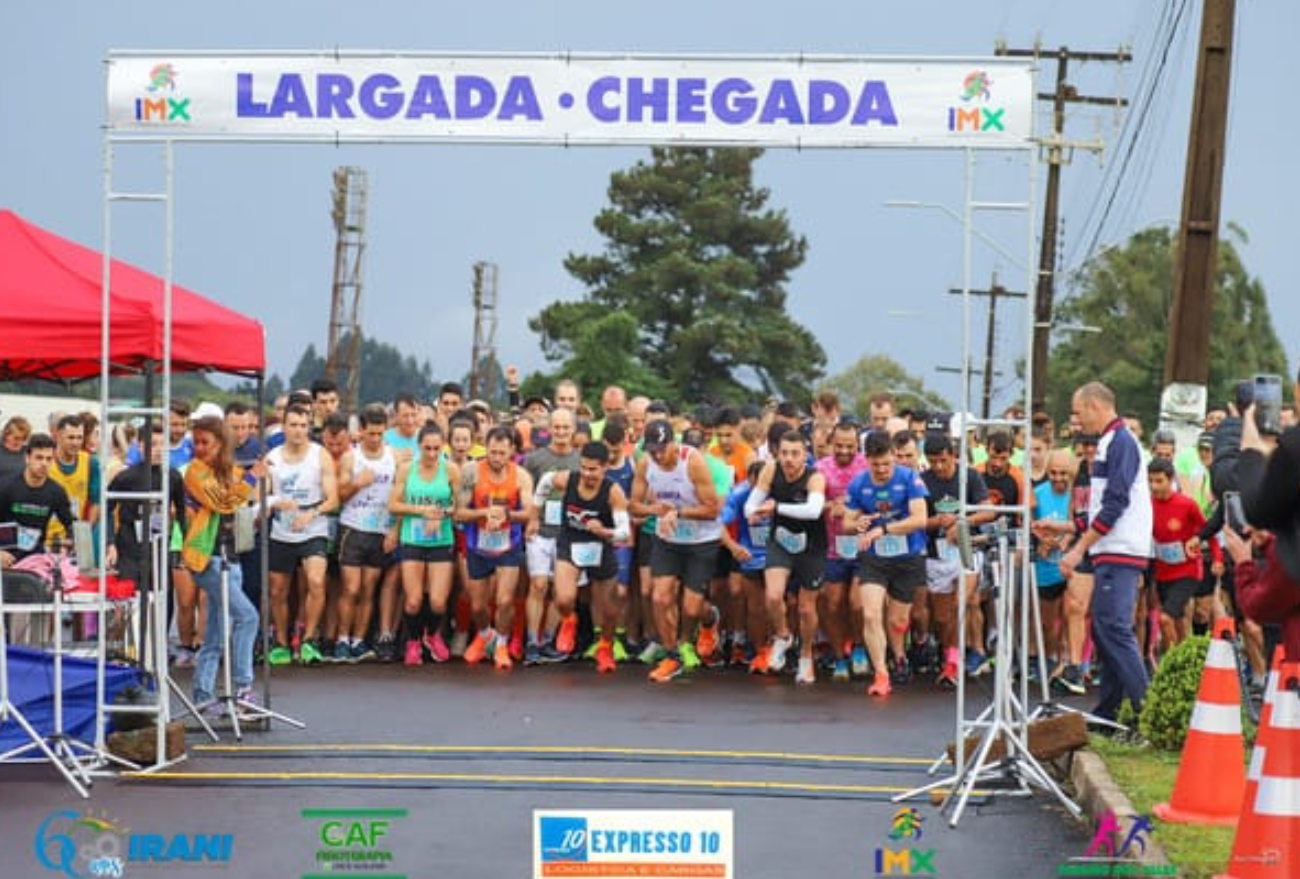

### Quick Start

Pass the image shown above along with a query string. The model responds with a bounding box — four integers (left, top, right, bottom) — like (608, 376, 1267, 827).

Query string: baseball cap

(1197, 431, 1216, 449)
(522, 395, 552, 412)
(191, 401, 225, 422)
(643, 419, 674, 452)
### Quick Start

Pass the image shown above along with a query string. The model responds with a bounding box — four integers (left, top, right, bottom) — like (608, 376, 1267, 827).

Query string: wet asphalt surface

(2, 658, 1094, 878)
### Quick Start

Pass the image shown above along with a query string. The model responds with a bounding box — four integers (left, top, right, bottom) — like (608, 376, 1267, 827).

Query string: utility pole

(995, 42, 1130, 412)
(325, 166, 368, 414)
(948, 275, 1026, 418)
(1163, 0, 1236, 438)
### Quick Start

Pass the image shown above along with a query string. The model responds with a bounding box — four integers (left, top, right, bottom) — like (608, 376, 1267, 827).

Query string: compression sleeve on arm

(532, 472, 556, 508)
(776, 492, 826, 521)
(743, 486, 769, 519)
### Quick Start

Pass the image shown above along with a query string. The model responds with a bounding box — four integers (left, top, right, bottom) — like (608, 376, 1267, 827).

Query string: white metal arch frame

(99, 49, 1042, 816)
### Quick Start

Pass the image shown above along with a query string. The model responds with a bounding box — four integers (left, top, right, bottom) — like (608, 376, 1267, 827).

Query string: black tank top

(559, 470, 614, 543)
(771, 464, 826, 552)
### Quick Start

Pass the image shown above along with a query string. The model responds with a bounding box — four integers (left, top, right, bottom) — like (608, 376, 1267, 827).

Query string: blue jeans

(1090, 563, 1149, 721)
(192, 556, 259, 703)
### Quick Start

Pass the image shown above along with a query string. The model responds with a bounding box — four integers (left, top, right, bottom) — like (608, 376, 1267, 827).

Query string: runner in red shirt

(1148, 457, 1211, 648)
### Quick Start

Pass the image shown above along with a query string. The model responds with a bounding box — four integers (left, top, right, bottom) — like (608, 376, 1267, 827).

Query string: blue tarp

(0, 646, 142, 752)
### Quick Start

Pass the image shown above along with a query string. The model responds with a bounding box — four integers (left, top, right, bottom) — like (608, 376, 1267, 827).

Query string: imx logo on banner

(134, 62, 192, 123)
(946, 70, 1005, 133)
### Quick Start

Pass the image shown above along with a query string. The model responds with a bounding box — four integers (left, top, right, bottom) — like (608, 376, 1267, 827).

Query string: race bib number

(936, 538, 962, 564)
(571, 541, 603, 568)
(749, 522, 770, 548)
(17, 526, 40, 552)
(543, 499, 562, 527)
(875, 533, 908, 558)
(420, 518, 443, 541)
(672, 518, 699, 542)
(478, 527, 511, 555)
(835, 534, 861, 560)
(1155, 541, 1187, 565)
(774, 526, 807, 554)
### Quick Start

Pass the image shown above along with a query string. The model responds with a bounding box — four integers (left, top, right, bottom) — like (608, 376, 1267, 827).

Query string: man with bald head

(1060, 382, 1151, 722)
(592, 385, 628, 442)
(1030, 448, 1075, 685)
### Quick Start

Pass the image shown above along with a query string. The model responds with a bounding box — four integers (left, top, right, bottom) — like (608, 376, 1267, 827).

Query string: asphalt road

(1, 660, 1094, 878)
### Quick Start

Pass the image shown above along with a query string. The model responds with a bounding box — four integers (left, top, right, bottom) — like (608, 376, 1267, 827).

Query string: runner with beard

(745, 430, 828, 684)
(816, 422, 868, 681)
(920, 434, 993, 688)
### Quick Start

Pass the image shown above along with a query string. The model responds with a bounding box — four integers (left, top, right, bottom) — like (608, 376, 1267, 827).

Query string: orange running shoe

(463, 632, 489, 665)
(493, 641, 513, 670)
(556, 613, 579, 655)
(749, 645, 771, 675)
(695, 606, 720, 660)
(648, 655, 683, 683)
(868, 671, 892, 697)
(595, 639, 616, 674)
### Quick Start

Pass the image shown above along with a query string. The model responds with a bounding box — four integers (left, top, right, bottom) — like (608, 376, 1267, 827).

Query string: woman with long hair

(183, 415, 263, 706)
(389, 422, 461, 666)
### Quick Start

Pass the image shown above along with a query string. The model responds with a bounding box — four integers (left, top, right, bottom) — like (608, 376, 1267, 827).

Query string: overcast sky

(2, 0, 1293, 412)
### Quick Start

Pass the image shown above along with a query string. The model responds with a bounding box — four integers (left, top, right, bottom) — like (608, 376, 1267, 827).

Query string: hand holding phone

(1223, 490, 1247, 533)
(1254, 374, 1283, 435)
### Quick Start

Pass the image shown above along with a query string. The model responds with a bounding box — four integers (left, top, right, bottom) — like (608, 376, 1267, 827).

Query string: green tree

(822, 354, 950, 419)
(1047, 225, 1286, 429)
(531, 147, 825, 405)
(289, 335, 438, 408)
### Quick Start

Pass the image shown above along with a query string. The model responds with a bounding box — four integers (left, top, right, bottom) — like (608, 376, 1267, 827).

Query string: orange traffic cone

(1154, 617, 1247, 824)
(1216, 661, 1300, 878)
(1216, 647, 1286, 879)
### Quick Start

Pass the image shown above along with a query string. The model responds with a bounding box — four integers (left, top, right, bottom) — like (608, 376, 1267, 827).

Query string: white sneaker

(768, 635, 792, 673)
(795, 657, 815, 686)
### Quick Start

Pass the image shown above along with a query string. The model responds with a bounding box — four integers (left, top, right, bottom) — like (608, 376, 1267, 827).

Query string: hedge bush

(1139, 635, 1210, 751)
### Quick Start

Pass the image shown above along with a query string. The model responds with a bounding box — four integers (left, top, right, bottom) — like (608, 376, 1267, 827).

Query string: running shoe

(299, 639, 324, 665)
(450, 629, 470, 658)
(463, 632, 490, 665)
(795, 657, 815, 686)
(612, 638, 629, 663)
(832, 658, 850, 682)
(556, 613, 579, 655)
(493, 641, 514, 670)
(850, 645, 870, 678)
(268, 645, 292, 667)
(868, 670, 892, 697)
(729, 639, 748, 668)
(1054, 664, 1087, 696)
(638, 640, 665, 666)
(332, 640, 353, 663)
(938, 661, 959, 690)
(290, 621, 305, 654)
(173, 646, 196, 668)
(403, 639, 423, 666)
(351, 640, 376, 663)
(889, 655, 912, 687)
(767, 634, 793, 674)
(696, 605, 720, 660)
(679, 642, 701, 670)
(648, 655, 683, 683)
(539, 642, 568, 664)
(966, 650, 992, 678)
(524, 642, 542, 666)
(424, 631, 451, 663)
(749, 645, 771, 675)
(509, 630, 524, 662)
(595, 639, 616, 674)
(375, 634, 397, 664)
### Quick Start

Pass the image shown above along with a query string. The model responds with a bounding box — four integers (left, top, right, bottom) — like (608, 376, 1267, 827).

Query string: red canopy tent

(0, 209, 264, 381)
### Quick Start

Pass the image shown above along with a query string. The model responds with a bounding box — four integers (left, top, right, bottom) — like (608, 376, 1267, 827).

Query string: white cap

(950, 412, 978, 438)
(191, 401, 225, 422)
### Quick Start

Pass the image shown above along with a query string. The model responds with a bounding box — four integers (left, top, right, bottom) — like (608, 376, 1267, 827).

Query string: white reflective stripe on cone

(1271, 688, 1300, 729)
(1254, 776, 1300, 816)
(1248, 745, 1266, 781)
(1204, 641, 1237, 670)
(1190, 701, 1242, 735)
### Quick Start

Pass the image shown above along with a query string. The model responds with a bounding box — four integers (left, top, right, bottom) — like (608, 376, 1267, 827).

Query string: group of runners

(3, 370, 1280, 716)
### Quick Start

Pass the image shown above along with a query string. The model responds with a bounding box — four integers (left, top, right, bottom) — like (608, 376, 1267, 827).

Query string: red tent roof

(0, 209, 265, 381)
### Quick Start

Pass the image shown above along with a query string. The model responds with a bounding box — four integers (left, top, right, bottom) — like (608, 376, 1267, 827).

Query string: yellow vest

(47, 451, 90, 543)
